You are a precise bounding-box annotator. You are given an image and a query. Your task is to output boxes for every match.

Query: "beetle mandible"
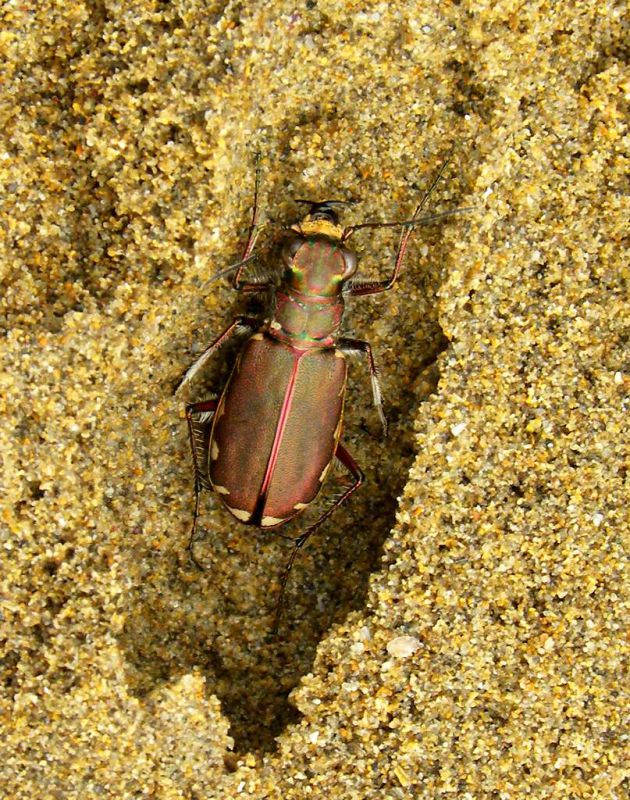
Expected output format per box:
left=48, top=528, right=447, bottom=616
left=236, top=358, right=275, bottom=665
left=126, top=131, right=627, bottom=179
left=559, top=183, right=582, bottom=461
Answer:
left=176, top=155, right=456, bottom=625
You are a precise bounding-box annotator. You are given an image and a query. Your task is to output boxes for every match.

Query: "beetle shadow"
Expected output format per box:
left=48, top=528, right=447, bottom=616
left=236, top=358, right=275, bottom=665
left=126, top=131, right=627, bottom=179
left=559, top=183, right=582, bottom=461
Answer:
left=119, top=357, right=448, bottom=753
left=118, top=219, right=451, bottom=756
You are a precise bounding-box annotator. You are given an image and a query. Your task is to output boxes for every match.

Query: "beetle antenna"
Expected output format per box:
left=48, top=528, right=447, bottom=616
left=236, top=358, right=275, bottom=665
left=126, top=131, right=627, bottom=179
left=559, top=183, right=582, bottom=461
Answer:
left=412, top=144, right=455, bottom=218
left=342, top=206, right=473, bottom=238
left=341, top=147, right=462, bottom=240
left=201, top=252, right=260, bottom=288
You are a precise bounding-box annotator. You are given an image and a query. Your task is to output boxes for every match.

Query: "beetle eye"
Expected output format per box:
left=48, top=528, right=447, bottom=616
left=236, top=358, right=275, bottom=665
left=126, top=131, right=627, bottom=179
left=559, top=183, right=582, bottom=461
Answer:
left=281, top=235, right=303, bottom=265
left=342, top=249, right=358, bottom=277
left=311, top=208, right=339, bottom=224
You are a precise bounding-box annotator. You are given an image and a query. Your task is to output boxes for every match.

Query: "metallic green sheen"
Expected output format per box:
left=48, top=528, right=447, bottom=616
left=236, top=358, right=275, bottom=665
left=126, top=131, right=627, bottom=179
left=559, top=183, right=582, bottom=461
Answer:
left=270, top=236, right=356, bottom=346
left=272, top=290, right=343, bottom=344
left=289, top=238, right=346, bottom=296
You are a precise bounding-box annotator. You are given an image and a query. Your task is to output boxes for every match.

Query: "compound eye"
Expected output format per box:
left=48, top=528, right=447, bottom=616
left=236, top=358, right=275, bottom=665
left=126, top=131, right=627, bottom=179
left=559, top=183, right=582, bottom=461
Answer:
left=342, top=249, right=358, bottom=277
left=281, top=234, right=303, bottom=266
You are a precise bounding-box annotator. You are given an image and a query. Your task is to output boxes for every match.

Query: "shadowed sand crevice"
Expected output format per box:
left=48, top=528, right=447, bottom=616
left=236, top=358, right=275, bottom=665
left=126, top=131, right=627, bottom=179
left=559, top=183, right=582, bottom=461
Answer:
left=119, top=310, right=450, bottom=755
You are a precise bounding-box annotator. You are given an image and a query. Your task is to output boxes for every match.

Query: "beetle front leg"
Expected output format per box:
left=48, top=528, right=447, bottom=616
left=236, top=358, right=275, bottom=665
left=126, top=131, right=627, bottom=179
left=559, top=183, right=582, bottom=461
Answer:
left=347, top=214, right=417, bottom=297
left=347, top=208, right=420, bottom=297
left=235, top=152, right=262, bottom=274
left=185, top=399, right=218, bottom=568
left=273, top=443, right=365, bottom=631
left=338, top=336, right=387, bottom=437
left=175, top=315, right=259, bottom=395
left=349, top=154, right=454, bottom=297
left=232, top=152, right=275, bottom=294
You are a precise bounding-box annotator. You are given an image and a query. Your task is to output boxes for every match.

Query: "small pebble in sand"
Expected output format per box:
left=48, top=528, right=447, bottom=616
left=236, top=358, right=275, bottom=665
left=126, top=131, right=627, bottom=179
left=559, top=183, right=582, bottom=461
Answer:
left=386, top=635, right=422, bottom=658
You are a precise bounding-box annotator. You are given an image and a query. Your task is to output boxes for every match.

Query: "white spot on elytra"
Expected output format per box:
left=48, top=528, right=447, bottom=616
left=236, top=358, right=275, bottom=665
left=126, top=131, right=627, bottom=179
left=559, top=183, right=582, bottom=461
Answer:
left=226, top=505, right=251, bottom=522
left=261, top=515, right=285, bottom=526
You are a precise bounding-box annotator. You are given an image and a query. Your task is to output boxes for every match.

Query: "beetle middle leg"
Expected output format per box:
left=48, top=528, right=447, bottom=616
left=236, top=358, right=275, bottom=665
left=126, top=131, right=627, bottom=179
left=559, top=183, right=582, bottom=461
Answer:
left=175, top=315, right=259, bottom=394
left=273, top=442, right=364, bottom=631
left=338, top=336, right=387, bottom=437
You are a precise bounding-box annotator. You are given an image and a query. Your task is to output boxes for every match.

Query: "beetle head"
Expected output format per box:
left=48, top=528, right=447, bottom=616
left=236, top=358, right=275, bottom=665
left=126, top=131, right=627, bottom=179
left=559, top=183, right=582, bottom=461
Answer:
left=282, top=214, right=358, bottom=295
left=292, top=199, right=356, bottom=240
left=301, top=201, right=341, bottom=225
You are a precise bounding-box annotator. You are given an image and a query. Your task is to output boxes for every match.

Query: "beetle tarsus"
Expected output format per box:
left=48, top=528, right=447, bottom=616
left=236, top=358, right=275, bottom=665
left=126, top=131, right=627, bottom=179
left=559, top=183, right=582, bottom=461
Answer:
left=187, top=479, right=205, bottom=571
left=338, top=337, right=388, bottom=437
left=233, top=151, right=263, bottom=289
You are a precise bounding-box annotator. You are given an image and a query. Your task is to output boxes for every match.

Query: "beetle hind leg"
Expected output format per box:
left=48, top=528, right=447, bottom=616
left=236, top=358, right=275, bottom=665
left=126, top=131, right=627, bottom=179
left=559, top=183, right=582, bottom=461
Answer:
left=185, top=399, right=218, bottom=569
left=272, top=442, right=364, bottom=632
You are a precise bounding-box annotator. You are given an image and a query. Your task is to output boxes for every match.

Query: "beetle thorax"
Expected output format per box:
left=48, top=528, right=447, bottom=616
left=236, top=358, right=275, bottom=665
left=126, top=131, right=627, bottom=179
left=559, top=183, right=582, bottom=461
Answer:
left=269, top=286, right=345, bottom=347
left=267, top=231, right=358, bottom=347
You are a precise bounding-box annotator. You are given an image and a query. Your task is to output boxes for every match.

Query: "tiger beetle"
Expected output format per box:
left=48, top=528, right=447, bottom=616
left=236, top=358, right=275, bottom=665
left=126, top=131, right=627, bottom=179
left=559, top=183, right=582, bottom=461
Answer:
left=176, top=154, right=462, bottom=629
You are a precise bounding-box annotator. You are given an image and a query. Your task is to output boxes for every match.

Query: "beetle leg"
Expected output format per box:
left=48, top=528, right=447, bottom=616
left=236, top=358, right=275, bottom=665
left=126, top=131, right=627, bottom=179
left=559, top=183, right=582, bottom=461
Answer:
left=346, top=218, right=414, bottom=296
left=232, top=233, right=275, bottom=294
left=273, top=443, right=364, bottom=631
left=175, top=315, right=260, bottom=394
left=234, top=275, right=275, bottom=294
left=337, top=336, right=387, bottom=437
left=186, top=400, right=217, bottom=491
left=348, top=153, right=453, bottom=297
left=237, top=152, right=262, bottom=266
left=348, top=240, right=419, bottom=298
left=185, top=399, right=218, bottom=569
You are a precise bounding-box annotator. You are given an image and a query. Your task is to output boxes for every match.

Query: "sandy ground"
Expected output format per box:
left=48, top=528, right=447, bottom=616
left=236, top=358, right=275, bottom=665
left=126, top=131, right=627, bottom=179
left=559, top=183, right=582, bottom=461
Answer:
left=0, top=1, right=627, bottom=798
